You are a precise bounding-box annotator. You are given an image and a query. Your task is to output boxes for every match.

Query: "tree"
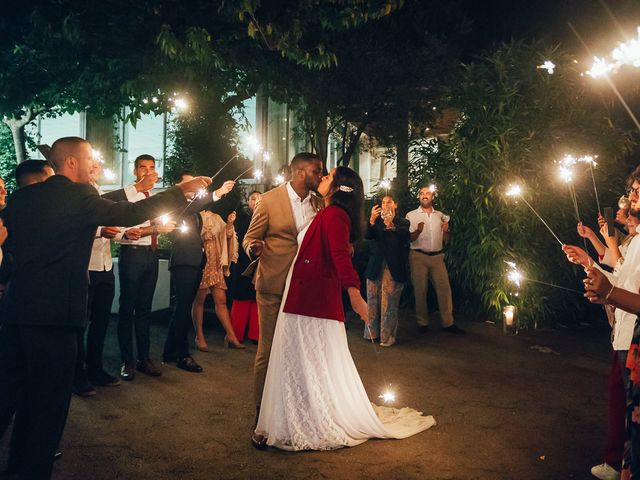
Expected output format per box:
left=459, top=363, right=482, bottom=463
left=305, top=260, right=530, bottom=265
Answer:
left=0, top=0, right=401, bottom=163
left=264, top=0, right=467, bottom=171
left=409, top=41, right=635, bottom=328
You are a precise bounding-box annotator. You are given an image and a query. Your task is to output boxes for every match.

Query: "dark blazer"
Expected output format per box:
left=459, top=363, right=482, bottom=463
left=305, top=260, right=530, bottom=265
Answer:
left=168, top=194, right=216, bottom=269
left=0, top=175, right=187, bottom=328
left=283, top=206, right=360, bottom=322
left=364, top=215, right=410, bottom=283
left=228, top=207, right=256, bottom=301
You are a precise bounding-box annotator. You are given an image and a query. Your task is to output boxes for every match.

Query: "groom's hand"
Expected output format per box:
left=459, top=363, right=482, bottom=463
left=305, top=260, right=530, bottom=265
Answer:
left=249, top=239, right=265, bottom=258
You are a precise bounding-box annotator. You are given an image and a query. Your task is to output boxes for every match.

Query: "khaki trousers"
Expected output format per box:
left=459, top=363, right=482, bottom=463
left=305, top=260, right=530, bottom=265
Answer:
left=409, top=251, right=454, bottom=327
left=253, top=291, right=283, bottom=407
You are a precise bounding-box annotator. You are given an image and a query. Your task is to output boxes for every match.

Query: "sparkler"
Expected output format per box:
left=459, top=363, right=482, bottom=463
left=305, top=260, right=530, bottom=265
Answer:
left=505, top=260, right=583, bottom=294
left=103, top=168, right=117, bottom=182
left=428, top=184, right=437, bottom=194
left=159, top=214, right=171, bottom=226
left=505, top=183, right=564, bottom=247
left=558, top=163, right=581, bottom=223
left=537, top=60, right=556, bottom=74
left=179, top=221, right=189, bottom=233
left=274, top=174, right=285, bottom=185
left=379, top=178, right=391, bottom=194
left=365, top=323, right=396, bottom=405
left=233, top=167, right=262, bottom=182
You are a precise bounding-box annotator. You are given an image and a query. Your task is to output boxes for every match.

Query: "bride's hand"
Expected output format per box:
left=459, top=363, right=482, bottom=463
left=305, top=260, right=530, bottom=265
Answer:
left=348, top=287, right=369, bottom=324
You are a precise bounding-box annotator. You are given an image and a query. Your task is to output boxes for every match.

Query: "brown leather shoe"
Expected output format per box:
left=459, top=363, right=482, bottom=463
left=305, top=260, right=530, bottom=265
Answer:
left=251, top=433, right=267, bottom=450
left=120, top=363, right=136, bottom=381
left=136, top=359, right=162, bottom=377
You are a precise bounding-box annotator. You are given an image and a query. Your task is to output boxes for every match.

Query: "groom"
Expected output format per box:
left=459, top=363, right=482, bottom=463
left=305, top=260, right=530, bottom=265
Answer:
left=243, top=152, right=323, bottom=448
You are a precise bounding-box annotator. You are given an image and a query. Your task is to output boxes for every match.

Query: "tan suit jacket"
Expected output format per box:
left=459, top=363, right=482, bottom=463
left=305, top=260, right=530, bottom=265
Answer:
left=243, top=183, right=322, bottom=296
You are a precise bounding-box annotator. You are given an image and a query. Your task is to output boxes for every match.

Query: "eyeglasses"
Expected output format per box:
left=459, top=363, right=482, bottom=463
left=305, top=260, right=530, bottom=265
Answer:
left=627, top=186, right=640, bottom=196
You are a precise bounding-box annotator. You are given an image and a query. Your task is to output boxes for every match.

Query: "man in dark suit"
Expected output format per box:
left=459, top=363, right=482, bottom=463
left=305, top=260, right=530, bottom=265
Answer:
left=162, top=171, right=235, bottom=372
left=0, top=136, right=211, bottom=479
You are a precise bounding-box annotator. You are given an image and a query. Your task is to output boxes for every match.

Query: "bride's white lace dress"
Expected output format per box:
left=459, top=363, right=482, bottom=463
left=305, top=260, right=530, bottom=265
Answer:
left=255, top=226, right=436, bottom=451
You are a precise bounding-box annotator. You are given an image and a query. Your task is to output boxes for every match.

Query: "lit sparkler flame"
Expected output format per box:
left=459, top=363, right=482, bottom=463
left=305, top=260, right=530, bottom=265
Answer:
left=274, top=174, right=285, bottom=185
left=179, top=221, right=189, bottom=233
left=558, top=165, right=574, bottom=183
left=611, top=27, right=640, bottom=68
left=103, top=168, right=116, bottom=181
left=92, top=149, right=104, bottom=163
left=505, top=261, right=523, bottom=288
left=262, top=151, right=271, bottom=162
left=505, top=184, right=522, bottom=197
left=379, top=391, right=396, bottom=403
left=245, top=136, right=263, bottom=155
left=380, top=179, right=391, bottom=191
left=587, top=56, right=615, bottom=78
left=159, top=214, right=171, bottom=225
left=196, top=188, right=208, bottom=199
left=537, top=60, right=556, bottom=74
left=428, top=184, right=437, bottom=194
left=253, top=169, right=263, bottom=180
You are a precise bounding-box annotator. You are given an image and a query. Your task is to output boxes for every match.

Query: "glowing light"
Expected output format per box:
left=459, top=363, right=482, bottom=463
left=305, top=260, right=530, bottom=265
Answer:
left=505, top=184, right=522, bottom=197
left=172, top=97, right=188, bottom=112
left=159, top=214, right=171, bottom=225
left=262, top=151, right=271, bottom=162
left=92, top=149, right=104, bottom=163
left=196, top=188, right=208, bottom=199
left=505, top=261, right=523, bottom=288
left=179, top=221, right=189, bottom=233
left=103, top=168, right=116, bottom=181
left=245, top=136, right=263, bottom=155
left=274, top=174, right=285, bottom=185
left=253, top=169, right=263, bottom=180
left=379, top=391, right=396, bottom=403
left=537, top=60, right=556, bottom=74
left=587, top=56, right=615, bottom=78
left=428, top=184, right=437, bottom=194
left=558, top=165, right=574, bottom=183
left=379, top=179, right=391, bottom=191
left=143, top=98, right=149, bottom=104
left=152, top=96, right=159, bottom=103
left=612, top=27, right=640, bottom=68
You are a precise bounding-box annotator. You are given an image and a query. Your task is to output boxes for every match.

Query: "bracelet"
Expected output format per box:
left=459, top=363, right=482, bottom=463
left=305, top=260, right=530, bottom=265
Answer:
left=605, top=285, right=616, bottom=301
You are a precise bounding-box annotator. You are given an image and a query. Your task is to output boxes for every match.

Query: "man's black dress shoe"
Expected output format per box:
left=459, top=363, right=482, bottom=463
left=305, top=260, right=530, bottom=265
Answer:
left=136, top=359, right=162, bottom=377
left=73, top=379, right=97, bottom=397
left=251, top=433, right=267, bottom=450
left=443, top=324, right=466, bottom=335
left=177, top=356, right=203, bottom=373
left=88, top=370, right=121, bottom=387
left=120, top=363, right=136, bottom=381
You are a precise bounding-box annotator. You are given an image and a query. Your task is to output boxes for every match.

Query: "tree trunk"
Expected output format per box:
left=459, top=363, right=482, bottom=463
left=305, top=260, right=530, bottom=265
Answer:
left=338, top=125, right=364, bottom=167
left=395, top=116, right=409, bottom=194
left=312, top=113, right=329, bottom=165
left=2, top=107, right=36, bottom=164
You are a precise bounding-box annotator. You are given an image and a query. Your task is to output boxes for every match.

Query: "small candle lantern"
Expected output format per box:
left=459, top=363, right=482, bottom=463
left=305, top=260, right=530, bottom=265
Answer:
left=502, top=305, right=517, bottom=335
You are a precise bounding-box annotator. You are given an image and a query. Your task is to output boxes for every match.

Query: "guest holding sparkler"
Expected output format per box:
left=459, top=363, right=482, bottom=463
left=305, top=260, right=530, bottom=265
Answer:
left=191, top=207, right=243, bottom=350
left=565, top=167, right=640, bottom=480
left=255, top=167, right=435, bottom=451
left=162, top=172, right=235, bottom=372
left=364, top=194, right=410, bottom=347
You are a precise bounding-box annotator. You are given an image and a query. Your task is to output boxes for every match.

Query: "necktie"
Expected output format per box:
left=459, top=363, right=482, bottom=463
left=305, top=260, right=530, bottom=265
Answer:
left=144, top=191, right=158, bottom=252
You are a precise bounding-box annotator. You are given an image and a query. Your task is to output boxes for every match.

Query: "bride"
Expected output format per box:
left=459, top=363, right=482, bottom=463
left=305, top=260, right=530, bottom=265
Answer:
left=255, top=166, right=435, bottom=451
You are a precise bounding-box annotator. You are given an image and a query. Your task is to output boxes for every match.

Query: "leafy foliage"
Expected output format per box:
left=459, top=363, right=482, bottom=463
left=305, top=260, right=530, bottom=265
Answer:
left=408, top=41, right=635, bottom=327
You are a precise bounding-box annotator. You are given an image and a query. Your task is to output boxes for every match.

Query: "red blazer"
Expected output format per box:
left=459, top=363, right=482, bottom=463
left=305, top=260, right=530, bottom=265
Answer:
left=283, top=206, right=360, bottom=322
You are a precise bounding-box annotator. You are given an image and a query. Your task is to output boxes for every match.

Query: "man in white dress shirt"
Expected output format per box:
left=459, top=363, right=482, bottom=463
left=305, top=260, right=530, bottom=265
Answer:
left=406, top=186, right=464, bottom=334
left=115, top=154, right=176, bottom=380
left=243, top=153, right=324, bottom=449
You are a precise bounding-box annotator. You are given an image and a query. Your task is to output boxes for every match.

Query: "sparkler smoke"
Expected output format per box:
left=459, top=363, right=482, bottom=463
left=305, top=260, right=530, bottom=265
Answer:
left=102, top=168, right=116, bottom=182
left=274, top=174, right=285, bottom=185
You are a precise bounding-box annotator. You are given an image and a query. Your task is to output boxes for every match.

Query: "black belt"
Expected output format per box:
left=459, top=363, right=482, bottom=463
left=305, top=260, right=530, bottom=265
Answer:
left=413, top=249, right=443, bottom=256
left=120, top=244, right=151, bottom=250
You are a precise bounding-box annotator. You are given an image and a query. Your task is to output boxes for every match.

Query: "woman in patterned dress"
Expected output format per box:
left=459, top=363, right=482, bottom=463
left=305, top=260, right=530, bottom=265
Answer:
left=191, top=209, right=245, bottom=350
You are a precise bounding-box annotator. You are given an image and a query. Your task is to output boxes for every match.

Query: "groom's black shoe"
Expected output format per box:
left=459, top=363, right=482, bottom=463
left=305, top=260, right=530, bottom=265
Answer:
left=251, top=433, right=267, bottom=450
left=177, top=356, right=203, bottom=373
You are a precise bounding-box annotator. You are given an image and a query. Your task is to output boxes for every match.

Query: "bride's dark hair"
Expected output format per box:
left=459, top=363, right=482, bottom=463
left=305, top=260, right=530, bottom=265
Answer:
left=328, top=166, right=364, bottom=242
